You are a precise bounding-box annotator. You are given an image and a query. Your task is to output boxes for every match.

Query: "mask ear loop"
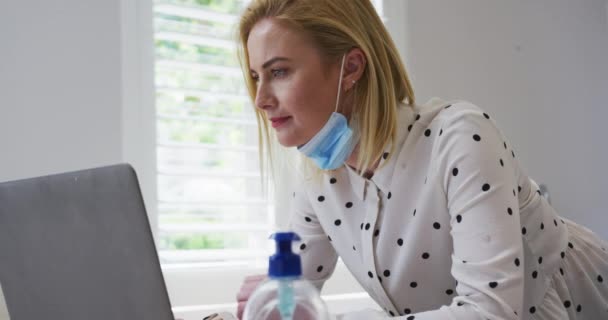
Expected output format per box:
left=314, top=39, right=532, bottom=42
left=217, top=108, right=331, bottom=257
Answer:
left=334, top=54, right=347, bottom=113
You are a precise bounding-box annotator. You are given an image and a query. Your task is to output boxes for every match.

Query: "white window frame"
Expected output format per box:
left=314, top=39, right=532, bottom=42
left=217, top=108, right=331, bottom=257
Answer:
left=121, top=1, right=407, bottom=318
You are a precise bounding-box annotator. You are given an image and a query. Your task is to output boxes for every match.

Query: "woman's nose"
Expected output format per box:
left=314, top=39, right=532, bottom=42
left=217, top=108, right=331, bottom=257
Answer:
left=254, top=83, right=275, bottom=111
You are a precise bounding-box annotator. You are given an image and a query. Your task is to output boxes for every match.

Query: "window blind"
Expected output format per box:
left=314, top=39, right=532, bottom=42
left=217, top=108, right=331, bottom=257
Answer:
left=152, top=0, right=384, bottom=265
left=153, top=0, right=270, bottom=265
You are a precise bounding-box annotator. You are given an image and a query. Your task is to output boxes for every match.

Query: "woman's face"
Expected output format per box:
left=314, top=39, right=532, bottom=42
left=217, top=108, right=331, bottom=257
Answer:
left=247, top=18, right=343, bottom=147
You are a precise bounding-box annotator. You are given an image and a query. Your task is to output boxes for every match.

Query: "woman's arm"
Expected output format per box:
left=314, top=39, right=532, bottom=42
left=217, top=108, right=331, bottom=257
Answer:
left=415, top=103, right=525, bottom=319
left=334, top=103, right=526, bottom=320
left=288, top=172, right=339, bottom=292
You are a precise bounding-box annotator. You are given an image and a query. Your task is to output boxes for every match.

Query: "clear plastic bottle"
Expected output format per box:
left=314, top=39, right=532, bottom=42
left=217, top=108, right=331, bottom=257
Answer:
left=243, top=232, right=330, bottom=320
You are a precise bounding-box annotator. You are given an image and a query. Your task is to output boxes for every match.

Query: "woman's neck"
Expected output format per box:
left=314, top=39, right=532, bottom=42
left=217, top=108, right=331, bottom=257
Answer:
left=345, top=143, right=380, bottom=179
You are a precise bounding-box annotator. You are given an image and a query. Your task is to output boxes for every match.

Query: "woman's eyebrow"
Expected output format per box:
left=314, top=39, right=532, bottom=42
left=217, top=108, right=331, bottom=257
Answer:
left=251, top=57, right=290, bottom=73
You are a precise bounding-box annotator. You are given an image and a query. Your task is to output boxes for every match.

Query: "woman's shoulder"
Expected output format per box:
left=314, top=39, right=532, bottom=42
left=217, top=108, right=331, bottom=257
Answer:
left=410, top=97, right=493, bottom=127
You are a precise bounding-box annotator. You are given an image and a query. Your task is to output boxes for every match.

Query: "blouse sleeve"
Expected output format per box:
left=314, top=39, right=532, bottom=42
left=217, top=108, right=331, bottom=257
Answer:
left=287, top=172, right=339, bottom=293
left=417, top=105, right=525, bottom=319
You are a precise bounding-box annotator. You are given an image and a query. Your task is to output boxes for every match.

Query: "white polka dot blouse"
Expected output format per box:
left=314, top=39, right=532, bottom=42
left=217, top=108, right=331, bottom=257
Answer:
left=288, top=97, right=608, bottom=320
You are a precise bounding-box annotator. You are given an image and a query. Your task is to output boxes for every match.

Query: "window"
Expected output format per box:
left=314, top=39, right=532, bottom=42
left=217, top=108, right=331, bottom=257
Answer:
left=152, top=0, right=385, bottom=267
left=129, top=0, right=392, bottom=317
left=153, top=0, right=272, bottom=265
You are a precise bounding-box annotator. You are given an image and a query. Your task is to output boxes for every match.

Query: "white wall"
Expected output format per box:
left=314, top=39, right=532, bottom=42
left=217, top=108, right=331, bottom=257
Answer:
left=0, top=1, right=123, bottom=182
left=397, top=0, right=608, bottom=238
left=0, top=0, right=158, bottom=234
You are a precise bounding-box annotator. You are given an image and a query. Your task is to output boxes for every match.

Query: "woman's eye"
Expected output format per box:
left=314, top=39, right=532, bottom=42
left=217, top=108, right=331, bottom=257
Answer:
left=271, top=68, right=287, bottom=78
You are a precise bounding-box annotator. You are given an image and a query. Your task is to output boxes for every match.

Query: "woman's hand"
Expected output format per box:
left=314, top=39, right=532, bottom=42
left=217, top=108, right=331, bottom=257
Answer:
left=202, top=311, right=238, bottom=320
left=236, top=274, right=267, bottom=319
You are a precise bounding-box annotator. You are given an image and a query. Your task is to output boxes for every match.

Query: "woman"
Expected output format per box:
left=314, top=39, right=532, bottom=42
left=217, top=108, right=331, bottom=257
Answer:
left=234, top=0, right=608, bottom=319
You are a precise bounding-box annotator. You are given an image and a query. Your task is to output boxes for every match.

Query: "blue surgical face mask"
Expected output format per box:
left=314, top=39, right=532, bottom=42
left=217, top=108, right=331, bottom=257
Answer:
left=297, top=54, right=357, bottom=170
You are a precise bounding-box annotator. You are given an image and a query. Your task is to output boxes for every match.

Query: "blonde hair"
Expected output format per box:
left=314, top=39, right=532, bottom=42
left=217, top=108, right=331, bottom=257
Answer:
left=236, top=0, right=415, bottom=180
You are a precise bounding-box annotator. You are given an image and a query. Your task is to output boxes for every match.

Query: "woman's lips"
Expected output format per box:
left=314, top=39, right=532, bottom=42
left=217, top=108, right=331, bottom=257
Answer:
left=270, top=116, right=291, bottom=128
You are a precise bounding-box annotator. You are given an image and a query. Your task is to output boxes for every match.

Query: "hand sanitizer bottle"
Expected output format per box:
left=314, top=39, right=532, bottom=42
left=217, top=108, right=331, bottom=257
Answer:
left=243, top=232, right=330, bottom=320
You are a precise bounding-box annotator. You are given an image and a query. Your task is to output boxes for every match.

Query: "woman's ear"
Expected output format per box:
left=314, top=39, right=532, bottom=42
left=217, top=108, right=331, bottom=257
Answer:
left=343, top=48, right=366, bottom=90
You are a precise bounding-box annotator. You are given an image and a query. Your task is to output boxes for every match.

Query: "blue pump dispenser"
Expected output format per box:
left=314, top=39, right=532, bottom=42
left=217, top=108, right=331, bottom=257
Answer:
left=268, top=232, right=302, bottom=278
left=242, top=232, right=330, bottom=320
left=269, top=232, right=300, bottom=320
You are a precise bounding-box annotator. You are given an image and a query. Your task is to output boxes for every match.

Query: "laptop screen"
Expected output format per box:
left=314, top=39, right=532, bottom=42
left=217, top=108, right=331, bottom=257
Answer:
left=0, top=164, right=174, bottom=320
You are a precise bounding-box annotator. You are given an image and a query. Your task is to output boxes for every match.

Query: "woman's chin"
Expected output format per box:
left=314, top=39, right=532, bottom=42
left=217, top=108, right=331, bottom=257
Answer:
left=276, top=134, right=303, bottom=148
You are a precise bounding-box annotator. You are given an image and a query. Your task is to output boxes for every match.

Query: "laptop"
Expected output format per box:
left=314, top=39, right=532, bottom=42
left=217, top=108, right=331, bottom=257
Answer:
left=0, top=164, right=174, bottom=320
